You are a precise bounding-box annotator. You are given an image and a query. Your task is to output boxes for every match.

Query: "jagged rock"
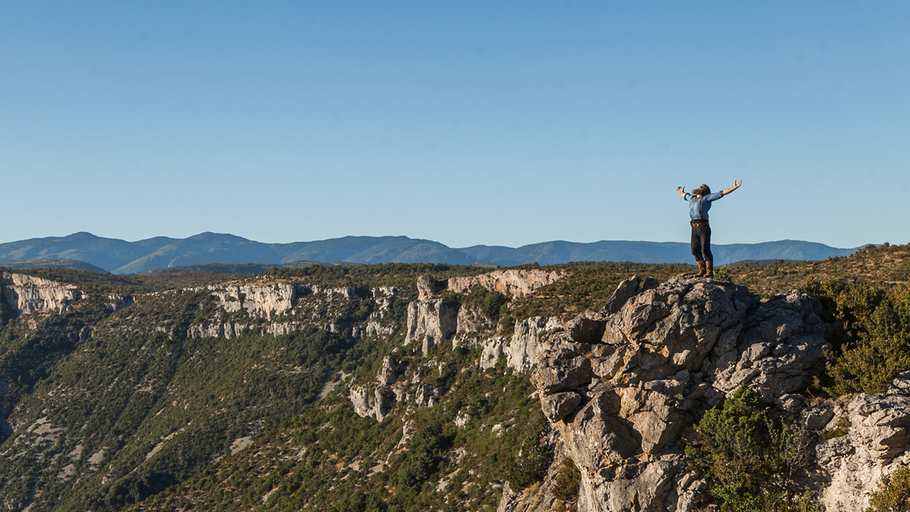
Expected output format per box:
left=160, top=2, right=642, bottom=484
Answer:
left=349, top=385, right=395, bottom=421
left=404, top=299, right=459, bottom=355
left=532, top=333, right=594, bottom=395
left=209, top=283, right=301, bottom=320
left=815, top=375, right=910, bottom=511
left=711, top=289, right=830, bottom=399
left=541, top=392, right=583, bottom=422
left=447, top=269, right=565, bottom=298
left=534, top=276, right=834, bottom=512
left=479, top=317, right=562, bottom=373
left=456, top=303, right=494, bottom=337
left=601, top=274, right=643, bottom=315
left=188, top=322, right=250, bottom=339
left=1, top=272, right=83, bottom=315
left=507, top=317, right=561, bottom=373
left=378, top=357, right=398, bottom=386
left=417, top=275, right=448, bottom=300
left=106, top=294, right=135, bottom=312
left=565, top=310, right=609, bottom=345
left=480, top=336, right=507, bottom=370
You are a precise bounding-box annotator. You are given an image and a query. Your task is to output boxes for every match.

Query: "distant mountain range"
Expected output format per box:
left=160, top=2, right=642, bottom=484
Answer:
left=0, top=232, right=858, bottom=274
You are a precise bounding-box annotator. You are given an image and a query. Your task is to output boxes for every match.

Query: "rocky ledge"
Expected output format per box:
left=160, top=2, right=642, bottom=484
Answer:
left=532, top=275, right=835, bottom=511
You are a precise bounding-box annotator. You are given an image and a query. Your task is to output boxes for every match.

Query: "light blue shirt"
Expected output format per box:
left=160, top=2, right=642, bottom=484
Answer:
left=684, top=191, right=724, bottom=221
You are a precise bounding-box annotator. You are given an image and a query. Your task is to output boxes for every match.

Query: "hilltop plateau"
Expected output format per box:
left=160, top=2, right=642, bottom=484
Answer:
left=0, top=244, right=907, bottom=511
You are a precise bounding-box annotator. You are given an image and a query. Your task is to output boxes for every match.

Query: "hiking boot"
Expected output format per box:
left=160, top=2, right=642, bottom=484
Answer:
left=696, top=260, right=707, bottom=277
left=705, top=260, right=714, bottom=278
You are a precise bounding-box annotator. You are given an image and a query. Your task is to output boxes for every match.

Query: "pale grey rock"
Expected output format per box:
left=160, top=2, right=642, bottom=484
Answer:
left=507, top=317, right=560, bottom=373
left=372, top=286, right=400, bottom=298
left=456, top=303, right=494, bottom=336
left=414, top=384, right=443, bottom=408
left=404, top=299, right=458, bottom=355
left=105, top=294, right=135, bottom=312
left=416, top=275, right=447, bottom=300
left=1, top=272, right=83, bottom=315
left=349, top=385, right=395, bottom=421
left=188, top=322, right=250, bottom=339
left=533, top=276, right=837, bottom=512
left=378, top=357, right=398, bottom=386
left=480, top=337, right=507, bottom=370
left=541, top=392, right=583, bottom=422
left=447, top=269, right=565, bottom=298
left=208, top=282, right=299, bottom=320
left=311, top=285, right=357, bottom=300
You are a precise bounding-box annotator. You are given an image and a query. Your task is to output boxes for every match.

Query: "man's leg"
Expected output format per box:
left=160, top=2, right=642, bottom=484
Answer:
left=703, top=226, right=714, bottom=278
left=691, top=227, right=706, bottom=276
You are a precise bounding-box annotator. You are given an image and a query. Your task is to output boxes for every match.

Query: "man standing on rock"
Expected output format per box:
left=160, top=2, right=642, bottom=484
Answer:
left=676, top=180, right=742, bottom=278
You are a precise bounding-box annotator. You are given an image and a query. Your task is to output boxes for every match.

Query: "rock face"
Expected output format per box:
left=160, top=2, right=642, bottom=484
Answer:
left=404, top=299, right=459, bottom=355
left=478, top=317, right=561, bottom=372
left=814, top=371, right=910, bottom=511
left=532, top=275, right=832, bottom=512
left=448, top=269, right=564, bottom=298
left=209, top=283, right=303, bottom=320
left=0, top=272, right=83, bottom=315
left=349, top=385, right=396, bottom=422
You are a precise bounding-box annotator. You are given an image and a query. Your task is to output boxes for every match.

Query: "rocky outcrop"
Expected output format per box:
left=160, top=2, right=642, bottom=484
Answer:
left=105, top=294, right=135, bottom=312
left=0, top=272, right=83, bottom=315
left=404, top=299, right=459, bottom=355
left=506, top=317, right=561, bottom=373
left=814, top=371, right=910, bottom=511
left=448, top=269, right=565, bottom=298
left=209, top=283, right=302, bottom=320
left=478, top=317, right=562, bottom=372
left=532, top=275, right=832, bottom=512
left=417, top=275, right=448, bottom=300
left=350, top=385, right=396, bottom=422
left=354, top=270, right=561, bottom=421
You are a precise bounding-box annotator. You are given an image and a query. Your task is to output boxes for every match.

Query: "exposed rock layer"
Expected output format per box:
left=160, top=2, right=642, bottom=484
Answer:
left=533, top=275, right=832, bottom=512
left=1, top=272, right=83, bottom=315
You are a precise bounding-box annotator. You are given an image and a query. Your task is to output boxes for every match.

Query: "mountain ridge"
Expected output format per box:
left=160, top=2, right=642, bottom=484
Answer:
left=0, top=232, right=859, bottom=274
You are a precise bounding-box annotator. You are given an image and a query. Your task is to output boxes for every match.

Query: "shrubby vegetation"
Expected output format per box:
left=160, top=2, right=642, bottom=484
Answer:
left=807, top=280, right=910, bottom=395
left=685, top=383, right=821, bottom=512
left=867, top=466, right=910, bottom=512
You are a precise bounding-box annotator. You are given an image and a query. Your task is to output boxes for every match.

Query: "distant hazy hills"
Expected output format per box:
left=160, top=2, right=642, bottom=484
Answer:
left=0, top=232, right=858, bottom=274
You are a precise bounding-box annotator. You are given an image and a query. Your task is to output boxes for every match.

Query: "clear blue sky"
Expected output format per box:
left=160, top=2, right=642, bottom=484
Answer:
left=2, top=1, right=908, bottom=249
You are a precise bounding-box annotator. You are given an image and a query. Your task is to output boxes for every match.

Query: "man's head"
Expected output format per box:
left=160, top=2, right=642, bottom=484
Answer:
left=694, top=184, right=711, bottom=196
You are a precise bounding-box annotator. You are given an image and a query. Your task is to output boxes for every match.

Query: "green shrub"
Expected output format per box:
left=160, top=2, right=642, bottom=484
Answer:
left=464, top=285, right=509, bottom=321
left=685, top=383, right=819, bottom=511
left=714, top=264, right=733, bottom=283
left=867, top=466, right=910, bottom=512
left=820, top=417, right=851, bottom=441
left=808, top=281, right=910, bottom=395
left=553, top=458, right=581, bottom=502
left=505, top=432, right=552, bottom=490
left=396, top=422, right=449, bottom=494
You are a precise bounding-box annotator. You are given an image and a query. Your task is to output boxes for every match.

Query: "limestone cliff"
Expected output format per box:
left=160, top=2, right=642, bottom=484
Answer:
left=521, top=274, right=910, bottom=512
left=447, top=268, right=564, bottom=298
left=0, top=272, right=83, bottom=315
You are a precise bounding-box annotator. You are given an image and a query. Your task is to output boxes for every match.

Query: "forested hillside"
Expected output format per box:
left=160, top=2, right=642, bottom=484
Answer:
left=0, top=244, right=907, bottom=511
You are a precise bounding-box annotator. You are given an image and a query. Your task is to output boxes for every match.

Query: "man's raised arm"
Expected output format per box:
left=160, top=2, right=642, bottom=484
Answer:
left=721, top=180, right=742, bottom=196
